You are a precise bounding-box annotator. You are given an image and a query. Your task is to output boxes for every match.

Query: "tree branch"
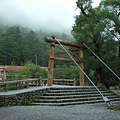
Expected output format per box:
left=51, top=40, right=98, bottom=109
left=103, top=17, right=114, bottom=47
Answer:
left=117, top=12, right=120, bottom=17
left=106, top=27, right=120, bottom=41
left=77, top=4, right=88, bottom=16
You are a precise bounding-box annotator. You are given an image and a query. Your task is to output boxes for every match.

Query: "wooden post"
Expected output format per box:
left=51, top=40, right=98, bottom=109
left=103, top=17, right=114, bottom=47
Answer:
left=38, top=76, right=42, bottom=86
left=16, top=82, right=19, bottom=89
left=4, top=84, right=7, bottom=92
left=79, top=49, right=84, bottom=86
left=74, top=78, right=76, bottom=86
left=47, top=42, right=55, bottom=86
left=26, top=82, right=29, bottom=88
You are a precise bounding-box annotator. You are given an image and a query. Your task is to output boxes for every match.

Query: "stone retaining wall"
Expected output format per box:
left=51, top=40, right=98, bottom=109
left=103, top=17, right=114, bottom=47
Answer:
left=0, top=88, right=49, bottom=107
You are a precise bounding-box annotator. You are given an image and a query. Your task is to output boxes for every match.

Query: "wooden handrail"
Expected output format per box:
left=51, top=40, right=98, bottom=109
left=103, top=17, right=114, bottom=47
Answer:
left=0, top=78, right=76, bottom=92
left=0, top=78, right=40, bottom=84
left=0, top=77, right=42, bottom=92
left=42, top=79, right=76, bottom=86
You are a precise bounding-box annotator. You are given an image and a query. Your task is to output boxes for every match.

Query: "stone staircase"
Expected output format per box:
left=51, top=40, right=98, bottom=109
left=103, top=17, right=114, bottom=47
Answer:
left=31, top=86, right=120, bottom=106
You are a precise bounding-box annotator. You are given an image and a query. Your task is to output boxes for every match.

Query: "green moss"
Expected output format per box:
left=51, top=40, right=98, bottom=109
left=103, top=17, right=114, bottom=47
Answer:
left=22, top=100, right=32, bottom=106
left=108, top=106, right=120, bottom=111
left=0, top=103, right=8, bottom=107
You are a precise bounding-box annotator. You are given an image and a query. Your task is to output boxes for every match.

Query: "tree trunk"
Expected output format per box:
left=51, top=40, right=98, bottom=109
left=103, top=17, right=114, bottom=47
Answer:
left=118, top=45, right=120, bottom=58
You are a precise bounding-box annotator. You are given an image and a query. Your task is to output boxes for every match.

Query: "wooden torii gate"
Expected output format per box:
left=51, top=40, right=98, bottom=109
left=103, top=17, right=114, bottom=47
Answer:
left=45, top=37, right=86, bottom=86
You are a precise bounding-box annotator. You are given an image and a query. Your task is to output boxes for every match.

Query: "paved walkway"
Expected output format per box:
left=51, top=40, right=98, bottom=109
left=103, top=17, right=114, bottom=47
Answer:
left=0, top=85, right=92, bottom=95
left=0, top=86, right=49, bottom=95
left=0, top=85, right=68, bottom=95
left=0, top=103, right=120, bottom=120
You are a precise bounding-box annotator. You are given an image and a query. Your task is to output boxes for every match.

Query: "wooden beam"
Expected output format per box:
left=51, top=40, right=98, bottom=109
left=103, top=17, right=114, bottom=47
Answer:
left=45, top=37, right=86, bottom=49
left=56, top=45, right=80, bottom=52
left=55, top=50, right=80, bottom=58
left=53, top=57, right=82, bottom=62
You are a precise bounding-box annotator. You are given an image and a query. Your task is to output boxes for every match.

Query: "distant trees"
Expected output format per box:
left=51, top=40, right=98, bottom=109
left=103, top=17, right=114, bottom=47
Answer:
left=0, top=27, right=22, bottom=65
left=0, top=25, right=73, bottom=66
left=7, top=61, right=48, bottom=81
left=19, top=61, right=48, bottom=79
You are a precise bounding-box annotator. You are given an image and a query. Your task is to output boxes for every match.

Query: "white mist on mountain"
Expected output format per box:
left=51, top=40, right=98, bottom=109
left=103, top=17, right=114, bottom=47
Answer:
left=0, top=0, right=101, bottom=34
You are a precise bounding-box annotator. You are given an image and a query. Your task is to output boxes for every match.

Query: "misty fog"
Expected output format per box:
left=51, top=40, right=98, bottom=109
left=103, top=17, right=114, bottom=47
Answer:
left=0, top=0, right=79, bottom=34
left=0, top=0, right=101, bottom=34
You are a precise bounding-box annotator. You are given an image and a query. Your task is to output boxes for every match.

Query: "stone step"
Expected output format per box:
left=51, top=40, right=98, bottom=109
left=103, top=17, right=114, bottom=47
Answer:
left=31, top=98, right=120, bottom=106
left=50, top=86, right=95, bottom=88
left=43, top=91, right=109, bottom=96
left=49, top=86, right=99, bottom=90
left=109, top=97, right=120, bottom=101
left=35, top=97, right=101, bottom=103
left=31, top=99, right=104, bottom=106
left=47, top=89, right=98, bottom=93
left=34, top=96, right=120, bottom=103
left=38, top=93, right=117, bottom=99
left=31, top=86, right=120, bottom=106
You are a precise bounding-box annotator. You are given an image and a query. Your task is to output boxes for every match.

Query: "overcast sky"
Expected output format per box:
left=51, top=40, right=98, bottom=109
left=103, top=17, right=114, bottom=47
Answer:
left=0, top=0, right=101, bottom=33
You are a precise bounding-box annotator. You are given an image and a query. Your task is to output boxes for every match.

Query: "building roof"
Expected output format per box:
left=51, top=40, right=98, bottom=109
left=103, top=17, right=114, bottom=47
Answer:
left=0, top=65, right=23, bottom=71
left=0, top=65, right=48, bottom=71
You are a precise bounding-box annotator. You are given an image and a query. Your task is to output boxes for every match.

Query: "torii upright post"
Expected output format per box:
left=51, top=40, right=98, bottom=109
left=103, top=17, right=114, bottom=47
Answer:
left=47, top=42, right=55, bottom=86
left=79, top=48, right=84, bottom=86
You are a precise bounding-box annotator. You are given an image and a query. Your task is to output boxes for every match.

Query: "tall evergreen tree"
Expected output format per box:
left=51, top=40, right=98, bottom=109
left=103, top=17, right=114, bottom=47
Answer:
left=72, top=0, right=120, bottom=88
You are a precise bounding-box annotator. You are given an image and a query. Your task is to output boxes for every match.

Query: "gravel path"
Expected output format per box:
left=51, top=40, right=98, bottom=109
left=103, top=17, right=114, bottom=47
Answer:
left=0, top=104, right=120, bottom=120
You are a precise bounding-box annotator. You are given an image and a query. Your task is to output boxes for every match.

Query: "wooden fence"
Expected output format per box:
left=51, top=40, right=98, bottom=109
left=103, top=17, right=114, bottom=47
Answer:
left=42, top=79, right=76, bottom=86
left=0, top=78, right=76, bottom=92
left=0, top=78, right=42, bottom=92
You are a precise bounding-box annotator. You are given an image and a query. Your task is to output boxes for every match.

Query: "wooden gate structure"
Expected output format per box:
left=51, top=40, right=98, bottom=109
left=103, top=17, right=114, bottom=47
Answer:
left=45, top=37, right=86, bottom=86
